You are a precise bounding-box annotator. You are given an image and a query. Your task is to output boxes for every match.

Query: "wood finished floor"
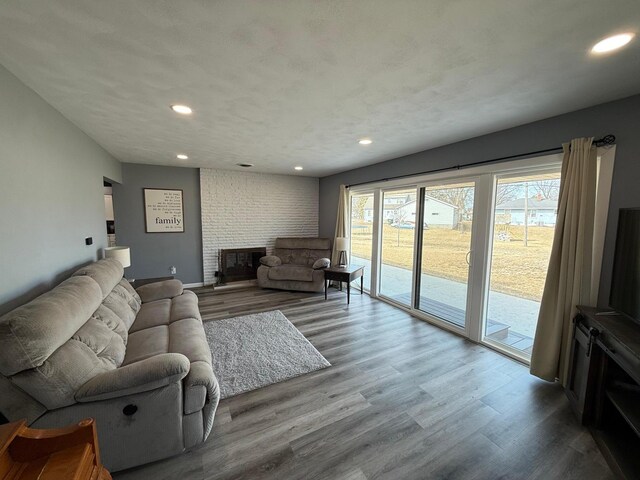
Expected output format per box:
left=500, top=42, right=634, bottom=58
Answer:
left=114, top=286, right=613, bottom=480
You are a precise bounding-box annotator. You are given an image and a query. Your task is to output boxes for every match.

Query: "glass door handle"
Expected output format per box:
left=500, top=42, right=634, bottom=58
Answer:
left=466, top=251, right=472, bottom=266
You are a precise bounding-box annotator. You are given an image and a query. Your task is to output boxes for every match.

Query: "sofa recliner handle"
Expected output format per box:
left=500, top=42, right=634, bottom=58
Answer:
left=75, top=353, right=191, bottom=403
left=123, top=404, right=138, bottom=416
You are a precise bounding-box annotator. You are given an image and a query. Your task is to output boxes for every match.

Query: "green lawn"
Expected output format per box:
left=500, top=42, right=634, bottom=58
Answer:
left=351, top=222, right=554, bottom=301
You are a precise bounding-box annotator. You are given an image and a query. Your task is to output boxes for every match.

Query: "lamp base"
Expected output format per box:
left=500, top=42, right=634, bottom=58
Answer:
left=338, top=250, right=347, bottom=267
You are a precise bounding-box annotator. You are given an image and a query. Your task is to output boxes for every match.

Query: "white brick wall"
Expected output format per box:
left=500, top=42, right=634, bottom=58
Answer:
left=200, top=169, right=319, bottom=285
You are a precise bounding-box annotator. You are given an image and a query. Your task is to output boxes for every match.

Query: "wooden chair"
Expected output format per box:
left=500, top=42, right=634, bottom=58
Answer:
left=0, top=418, right=111, bottom=479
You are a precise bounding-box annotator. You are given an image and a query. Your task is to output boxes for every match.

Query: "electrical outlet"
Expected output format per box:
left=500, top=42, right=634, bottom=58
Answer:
left=170, top=266, right=177, bottom=275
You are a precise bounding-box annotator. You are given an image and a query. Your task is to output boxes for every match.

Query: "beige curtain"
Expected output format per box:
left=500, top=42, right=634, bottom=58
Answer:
left=331, top=184, right=349, bottom=267
left=530, top=138, right=597, bottom=385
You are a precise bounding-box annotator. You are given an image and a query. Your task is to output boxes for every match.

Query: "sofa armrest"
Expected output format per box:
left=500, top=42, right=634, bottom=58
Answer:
left=75, top=353, right=190, bottom=402
left=136, top=279, right=183, bottom=303
left=183, top=361, right=220, bottom=415
left=260, top=255, right=282, bottom=267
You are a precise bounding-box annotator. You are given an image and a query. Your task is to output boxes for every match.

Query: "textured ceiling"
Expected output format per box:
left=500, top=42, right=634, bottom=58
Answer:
left=0, top=1, right=639, bottom=177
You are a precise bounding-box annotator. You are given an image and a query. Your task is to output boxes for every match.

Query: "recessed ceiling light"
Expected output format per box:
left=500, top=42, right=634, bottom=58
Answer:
left=170, top=104, right=193, bottom=115
left=176, top=154, right=188, bottom=160
left=236, top=163, right=254, bottom=168
left=591, top=33, right=634, bottom=54
left=294, top=166, right=303, bottom=171
left=358, top=138, right=373, bottom=145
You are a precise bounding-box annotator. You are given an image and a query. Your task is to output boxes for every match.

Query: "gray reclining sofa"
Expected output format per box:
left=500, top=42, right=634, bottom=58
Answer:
left=0, top=259, right=219, bottom=472
left=257, top=237, right=331, bottom=292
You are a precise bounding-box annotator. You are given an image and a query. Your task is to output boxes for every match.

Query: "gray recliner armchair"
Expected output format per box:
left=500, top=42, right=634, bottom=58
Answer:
left=257, top=237, right=331, bottom=292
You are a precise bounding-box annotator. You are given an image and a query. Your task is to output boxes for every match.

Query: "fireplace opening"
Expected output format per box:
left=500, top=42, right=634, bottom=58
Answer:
left=219, top=247, right=266, bottom=283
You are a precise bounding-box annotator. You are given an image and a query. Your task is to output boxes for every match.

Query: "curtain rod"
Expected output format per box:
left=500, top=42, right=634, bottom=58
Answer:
left=346, top=134, right=615, bottom=188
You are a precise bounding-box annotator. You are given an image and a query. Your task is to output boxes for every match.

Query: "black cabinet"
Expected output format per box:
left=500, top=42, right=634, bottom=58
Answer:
left=566, top=307, right=640, bottom=479
left=566, top=314, right=603, bottom=424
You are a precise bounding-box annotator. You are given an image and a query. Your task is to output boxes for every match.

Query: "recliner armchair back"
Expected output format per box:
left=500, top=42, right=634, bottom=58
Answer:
left=274, top=237, right=331, bottom=266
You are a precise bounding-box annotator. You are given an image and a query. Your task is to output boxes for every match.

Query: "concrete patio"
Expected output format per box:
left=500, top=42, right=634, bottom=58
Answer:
left=350, top=255, right=539, bottom=354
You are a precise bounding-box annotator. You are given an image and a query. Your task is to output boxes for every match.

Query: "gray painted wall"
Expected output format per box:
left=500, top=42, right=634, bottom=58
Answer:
left=0, top=64, right=122, bottom=316
left=319, top=94, right=640, bottom=308
left=112, top=163, right=203, bottom=284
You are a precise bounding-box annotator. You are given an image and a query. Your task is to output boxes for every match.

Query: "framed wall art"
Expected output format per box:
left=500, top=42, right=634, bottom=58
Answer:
left=143, top=188, right=185, bottom=233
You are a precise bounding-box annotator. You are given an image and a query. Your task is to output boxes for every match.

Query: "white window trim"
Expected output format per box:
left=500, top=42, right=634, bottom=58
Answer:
left=347, top=153, right=563, bottom=194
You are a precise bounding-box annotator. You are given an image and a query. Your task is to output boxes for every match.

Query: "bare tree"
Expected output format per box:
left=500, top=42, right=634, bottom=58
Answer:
left=495, top=183, right=521, bottom=207
left=391, top=207, right=410, bottom=246
left=428, top=187, right=472, bottom=213
left=428, top=186, right=479, bottom=224
left=351, top=196, right=368, bottom=220
left=532, top=180, right=560, bottom=200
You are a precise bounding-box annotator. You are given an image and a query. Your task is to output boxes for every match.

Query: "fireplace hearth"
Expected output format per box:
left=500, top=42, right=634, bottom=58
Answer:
left=219, top=247, right=266, bottom=283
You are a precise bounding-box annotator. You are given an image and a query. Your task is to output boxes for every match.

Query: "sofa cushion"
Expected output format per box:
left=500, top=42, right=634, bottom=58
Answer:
left=124, top=316, right=210, bottom=367
left=129, top=299, right=172, bottom=333
left=268, top=264, right=314, bottom=282
left=259, top=255, right=282, bottom=267
left=11, top=334, right=122, bottom=409
left=312, top=258, right=331, bottom=269
left=123, top=325, right=169, bottom=365
left=128, top=290, right=200, bottom=334
left=72, top=259, right=123, bottom=299
left=170, top=290, right=201, bottom=323
left=136, top=280, right=183, bottom=303
left=91, top=304, right=129, bottom=345
left=102, top=284, right=138, bottom=330
left=169, top=318, right=212, bottom=365
left=73, top=317, right=126, bottom=368
left=275, top=249, right=311, bottom=266
left=125, top=290, right=204, bottom=367
left=0, top=276, right=102, bottom=376
left=119, top=278, right=142, bottom=307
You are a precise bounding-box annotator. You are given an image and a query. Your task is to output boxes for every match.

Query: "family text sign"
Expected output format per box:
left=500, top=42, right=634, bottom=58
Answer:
left=144, top=188, right=185, bottom=233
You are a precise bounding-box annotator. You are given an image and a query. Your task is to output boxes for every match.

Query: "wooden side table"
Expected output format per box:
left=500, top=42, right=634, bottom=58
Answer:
left=0, top=418, right=111, bottom=479
left=324, top=265, right=364, bottom=304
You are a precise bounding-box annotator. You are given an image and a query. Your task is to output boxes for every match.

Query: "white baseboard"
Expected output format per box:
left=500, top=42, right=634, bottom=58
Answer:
left=183, top=282, right=205, bottom=288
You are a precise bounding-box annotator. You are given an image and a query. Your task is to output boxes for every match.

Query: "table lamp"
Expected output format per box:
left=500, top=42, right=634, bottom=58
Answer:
left=104, top=246, right=131, bottom=268
left=335, top=237, right=348, bottom=267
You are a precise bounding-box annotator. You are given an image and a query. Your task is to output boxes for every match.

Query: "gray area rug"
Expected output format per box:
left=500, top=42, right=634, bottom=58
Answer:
left=204, top=310, right=331, bottom=399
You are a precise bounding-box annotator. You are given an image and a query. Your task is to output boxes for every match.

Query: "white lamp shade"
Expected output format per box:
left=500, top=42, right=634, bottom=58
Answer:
left=335, top=237, right=348, bottom=251
left=104, top=246, right=131, bottom=268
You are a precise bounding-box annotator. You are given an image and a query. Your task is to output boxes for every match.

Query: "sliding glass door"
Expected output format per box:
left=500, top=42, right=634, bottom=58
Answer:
left=417, top=181, right=476, bottom=329
left=349, top=192, right=374, bottom=291
left=348, top=154, right=565, bottom=362
left=483, top=170, right=561, bottom=356
left=378, top=188, right=417, bottom=306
